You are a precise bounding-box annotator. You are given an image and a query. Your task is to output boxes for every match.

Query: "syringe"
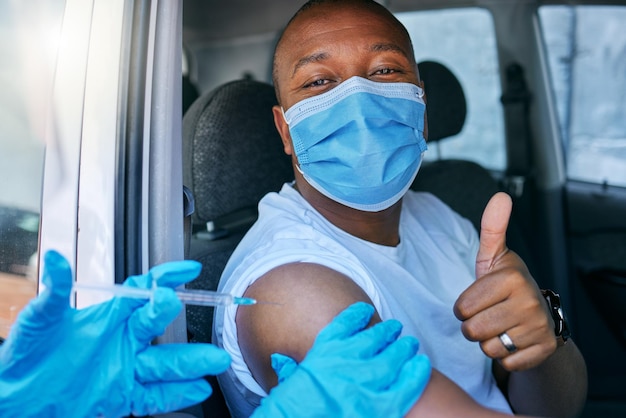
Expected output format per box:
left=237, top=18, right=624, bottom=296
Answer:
left=73, top=282, right=257, bottom=306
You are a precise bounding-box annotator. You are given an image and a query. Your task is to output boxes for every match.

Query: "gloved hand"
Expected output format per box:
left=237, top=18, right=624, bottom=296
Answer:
left=252, top=302, right=431, bottom=418
left=0, top=250, right=231, bottom=418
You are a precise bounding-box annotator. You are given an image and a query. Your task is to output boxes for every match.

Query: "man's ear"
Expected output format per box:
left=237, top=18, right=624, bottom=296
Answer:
left=273, top=105, right=293, bottom=155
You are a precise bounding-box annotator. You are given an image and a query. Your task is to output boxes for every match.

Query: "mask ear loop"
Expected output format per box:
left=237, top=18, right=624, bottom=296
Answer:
left=280, top=106, right=292, bottom=126
left=281, top=106, right=306, bottom=176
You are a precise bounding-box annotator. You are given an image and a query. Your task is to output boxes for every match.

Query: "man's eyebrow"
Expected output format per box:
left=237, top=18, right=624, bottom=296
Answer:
left=370, top=43, right=410, bottom=58
left=292, top=52, right=330, bottom=77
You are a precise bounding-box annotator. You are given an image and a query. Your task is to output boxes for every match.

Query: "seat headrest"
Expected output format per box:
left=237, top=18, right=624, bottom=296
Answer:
left=183, top=79, right=293, bottom=227
left=418, top=61, right=467, bottom=142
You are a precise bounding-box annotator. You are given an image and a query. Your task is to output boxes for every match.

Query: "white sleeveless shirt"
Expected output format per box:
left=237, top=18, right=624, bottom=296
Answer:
left=213, top=184, right=512, bottom=416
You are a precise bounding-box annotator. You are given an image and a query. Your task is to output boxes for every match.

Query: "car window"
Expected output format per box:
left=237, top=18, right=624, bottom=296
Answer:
left=539, top=5, right=626, bottom=187
left=0, top=1, right=65, bottom=338
left=396, top=8, right=506, bottom=171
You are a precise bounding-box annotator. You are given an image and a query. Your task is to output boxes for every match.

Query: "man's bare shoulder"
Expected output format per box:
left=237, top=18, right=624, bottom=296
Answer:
left=236, top=262, right=378, bottom=391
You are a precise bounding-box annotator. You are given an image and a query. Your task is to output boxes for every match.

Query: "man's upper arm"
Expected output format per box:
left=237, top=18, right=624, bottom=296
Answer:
left=236, top=262, right=379, bottom=391
left=235, top=261, right=515, bottom=417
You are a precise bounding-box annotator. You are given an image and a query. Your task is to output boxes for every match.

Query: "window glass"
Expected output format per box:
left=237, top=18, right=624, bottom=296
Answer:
left=0, top=1, right=65, bottom=338
left=539, top=5, right=626, bottom=187
left=396, top=8, right=506, bottom=170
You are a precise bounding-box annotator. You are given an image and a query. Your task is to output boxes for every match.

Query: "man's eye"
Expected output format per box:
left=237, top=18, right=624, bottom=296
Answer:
left=374, top=68, right=396, bottom=75
left=304, top=79, right=330, bottom=88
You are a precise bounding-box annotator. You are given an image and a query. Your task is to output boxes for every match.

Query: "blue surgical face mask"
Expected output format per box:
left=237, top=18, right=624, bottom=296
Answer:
left=283, top=76, right=427, bottom=212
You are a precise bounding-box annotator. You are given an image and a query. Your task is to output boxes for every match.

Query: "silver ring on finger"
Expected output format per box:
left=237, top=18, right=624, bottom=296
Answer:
left=498, top=332, right=517, bottom=353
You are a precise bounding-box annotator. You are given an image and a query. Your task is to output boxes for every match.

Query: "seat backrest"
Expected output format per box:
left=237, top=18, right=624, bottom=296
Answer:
left=183, top=78, right=293, bottom=342
left=182, top=79, right=293, bottom=417
left=411, top=60, right=491, bottom=231
left=411, top=61, right=534, bottom=269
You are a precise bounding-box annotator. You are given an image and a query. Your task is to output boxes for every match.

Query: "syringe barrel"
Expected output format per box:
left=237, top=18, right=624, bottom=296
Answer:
left=175, top=289, right=234, bottom=306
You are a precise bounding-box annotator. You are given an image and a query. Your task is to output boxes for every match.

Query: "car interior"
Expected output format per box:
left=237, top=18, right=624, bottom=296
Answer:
left=178, top=1, right=626, bottom=416
left=0, top=0, right=624, bottom=417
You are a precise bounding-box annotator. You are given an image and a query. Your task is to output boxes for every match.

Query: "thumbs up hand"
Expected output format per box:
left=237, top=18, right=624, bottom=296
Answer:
left=453, top=192, right=557, bottom=372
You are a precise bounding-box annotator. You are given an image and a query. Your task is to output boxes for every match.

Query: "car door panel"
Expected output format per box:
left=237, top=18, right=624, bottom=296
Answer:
left=567, top=181, right=626, bottom=402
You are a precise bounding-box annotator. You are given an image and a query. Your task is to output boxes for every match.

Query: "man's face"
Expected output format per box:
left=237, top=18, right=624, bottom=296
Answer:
left=274, top=3, right=420, bottom=111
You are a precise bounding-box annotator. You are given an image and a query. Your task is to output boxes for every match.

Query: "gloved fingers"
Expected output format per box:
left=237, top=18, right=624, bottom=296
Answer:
left=344, top=318, right=404, bottom=359
left=131, top=379, right=213, bottom=416
left=270, top=353, right=299, bottom=383
left=122, top=262, right=199, bottom=339
left=30, top=250, right=73, bottom=321
left=136, top=344, right=231, bottom=382
left=129, top=287, right=182, bottom=345
left=364, top=336, right=420, bottom=389
left=314, top=302, right=374, bottom=345
left=123, top=273, right=151, bottom=289
left=123, top=261, right=201, bottom=291
left=386, top=353, right=432, bottom=416
left=118, top=273, right=156, bottom=317
left=148, top=260, right=202, bottom=288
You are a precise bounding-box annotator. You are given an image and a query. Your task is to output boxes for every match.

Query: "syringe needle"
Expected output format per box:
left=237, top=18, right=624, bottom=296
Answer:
left=72, top=283, right=256, bottom=307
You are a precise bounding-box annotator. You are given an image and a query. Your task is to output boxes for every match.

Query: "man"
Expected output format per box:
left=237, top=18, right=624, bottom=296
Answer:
left=0, top=250, right=430, bottom=417
left=214, top=0, right=587, bottom=416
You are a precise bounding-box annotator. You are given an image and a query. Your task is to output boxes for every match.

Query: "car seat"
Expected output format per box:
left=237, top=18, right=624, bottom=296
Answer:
left=182, top=78, right=293, bottom=417
left=411, top=60, right=534, bottom=271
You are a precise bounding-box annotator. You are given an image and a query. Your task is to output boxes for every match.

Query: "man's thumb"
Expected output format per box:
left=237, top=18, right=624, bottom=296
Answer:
left=476, top=192, right=512, bottom=278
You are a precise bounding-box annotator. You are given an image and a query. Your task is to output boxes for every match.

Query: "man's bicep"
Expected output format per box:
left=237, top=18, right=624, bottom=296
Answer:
left=235, top=262, right=379, bottom=392
left=235, top=262, right=513, bottom=417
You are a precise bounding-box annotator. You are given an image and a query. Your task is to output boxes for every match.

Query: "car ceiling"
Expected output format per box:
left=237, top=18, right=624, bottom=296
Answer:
left=182, top=0, right=626, bottom=45
left=181, top=0, right=486, bottom=44
left=183, top=0, right=299, bottom=44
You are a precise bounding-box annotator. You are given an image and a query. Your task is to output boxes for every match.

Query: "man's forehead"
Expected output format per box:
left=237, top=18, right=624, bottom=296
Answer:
left=288, top=1, right=401, bottom=35
left=280, top=4, right=410, bottom=61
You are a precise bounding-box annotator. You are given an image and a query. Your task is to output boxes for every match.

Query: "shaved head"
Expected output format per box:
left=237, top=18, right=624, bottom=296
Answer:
left=272, top=0, right=415, bottom=104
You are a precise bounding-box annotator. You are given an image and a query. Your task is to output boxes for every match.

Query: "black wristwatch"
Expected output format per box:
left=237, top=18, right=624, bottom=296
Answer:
left=541, top=289, right=571, bottom=345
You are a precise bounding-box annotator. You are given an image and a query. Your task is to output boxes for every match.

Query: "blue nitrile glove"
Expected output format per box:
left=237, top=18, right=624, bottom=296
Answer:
left=0, top=250, right=231, bottom=418
left=252, top=302, right=432, bottom=418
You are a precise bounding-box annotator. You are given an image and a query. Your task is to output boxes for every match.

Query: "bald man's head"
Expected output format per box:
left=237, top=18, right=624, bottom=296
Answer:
left=272, top=0, right=416, bottom=105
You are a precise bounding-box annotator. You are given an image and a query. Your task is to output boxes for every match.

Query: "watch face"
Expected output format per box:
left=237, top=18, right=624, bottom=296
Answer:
left=556, top=306, right=565, bottom=335
left=542, top=289, right=570, bottom=340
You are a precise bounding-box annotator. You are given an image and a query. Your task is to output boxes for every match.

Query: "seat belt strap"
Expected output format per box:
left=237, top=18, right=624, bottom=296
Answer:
left=500, top=62, right=532, bottom=197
